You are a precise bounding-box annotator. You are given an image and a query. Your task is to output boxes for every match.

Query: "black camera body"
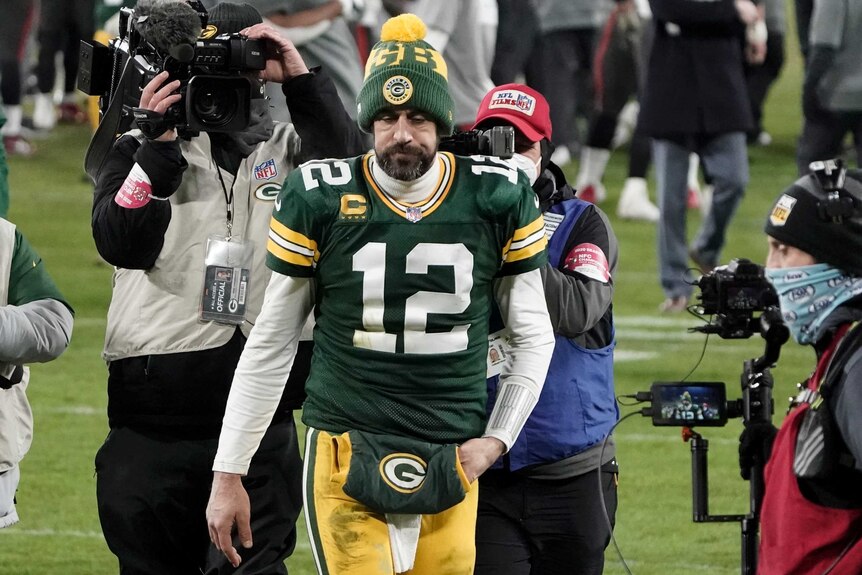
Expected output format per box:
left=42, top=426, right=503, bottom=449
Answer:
left=78, top=3, right=265, bottom=136
left=438, top=126, right=515, bottom=159
left=694, top=258, right=778, bottom=339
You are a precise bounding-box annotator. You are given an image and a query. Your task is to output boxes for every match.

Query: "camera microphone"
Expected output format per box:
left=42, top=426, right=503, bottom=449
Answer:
left=135, top=0, right=202, bottom=62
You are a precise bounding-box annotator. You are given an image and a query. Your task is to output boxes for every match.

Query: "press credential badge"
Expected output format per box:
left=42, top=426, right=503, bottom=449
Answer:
left=200, top=235, right=253, bottom=325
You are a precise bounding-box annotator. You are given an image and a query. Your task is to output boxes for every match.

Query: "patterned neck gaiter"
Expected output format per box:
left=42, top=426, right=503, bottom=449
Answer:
left=764, top=263, right=862, bottom=344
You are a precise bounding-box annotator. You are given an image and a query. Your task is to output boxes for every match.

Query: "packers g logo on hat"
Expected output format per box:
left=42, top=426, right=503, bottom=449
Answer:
left=383, top=76, right=413, bottom=105
left=355, top=13, right=454, bottom=134
left=379, top=453, right=427, bottom=493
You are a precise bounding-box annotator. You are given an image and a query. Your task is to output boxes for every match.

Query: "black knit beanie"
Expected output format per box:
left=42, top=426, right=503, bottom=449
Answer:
left=764, top=168, right=862, bottom=276
left=206, top=2, right=262, bottom=35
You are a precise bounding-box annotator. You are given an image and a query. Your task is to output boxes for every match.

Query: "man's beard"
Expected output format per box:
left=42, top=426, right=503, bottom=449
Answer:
left=377, top=142, right=436, bottom=181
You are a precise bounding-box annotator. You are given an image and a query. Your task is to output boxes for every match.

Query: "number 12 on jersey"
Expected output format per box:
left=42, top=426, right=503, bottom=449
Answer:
left=352, top=241, right=474, bottom=355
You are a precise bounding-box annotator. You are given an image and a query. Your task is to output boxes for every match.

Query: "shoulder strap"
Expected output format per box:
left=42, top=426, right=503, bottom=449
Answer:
left=821, top=321, right=862, bottom=397
left=546, top=199, right=590, bottom=268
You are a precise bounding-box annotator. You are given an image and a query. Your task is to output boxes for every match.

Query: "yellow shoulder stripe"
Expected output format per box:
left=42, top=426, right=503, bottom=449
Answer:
left=513, top=215, right=545, bottom=241
left=267, top=239, right=314, bottom=267
left=270, top=217, right=317, bottom=251
left=505, top=236, right=547, bottom=263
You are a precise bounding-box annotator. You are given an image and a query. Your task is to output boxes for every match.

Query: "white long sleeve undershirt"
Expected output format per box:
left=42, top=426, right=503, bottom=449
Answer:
left=485, top=270, right=554, bottom=451
left=214, top=267, right=554, bottom=474
left=213, top=273, right=313, bottom=475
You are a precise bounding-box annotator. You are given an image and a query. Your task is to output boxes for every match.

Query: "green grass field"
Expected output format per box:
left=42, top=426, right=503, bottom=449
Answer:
left=0, top=13, right=831, bottom=574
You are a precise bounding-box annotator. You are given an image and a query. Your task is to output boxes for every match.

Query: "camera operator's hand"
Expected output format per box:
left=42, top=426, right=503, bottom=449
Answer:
left=739, top=420, right=778, bottom=480
left=241, top=23, right=309, bottom=84
left=138, top=71, right=182, bottom=142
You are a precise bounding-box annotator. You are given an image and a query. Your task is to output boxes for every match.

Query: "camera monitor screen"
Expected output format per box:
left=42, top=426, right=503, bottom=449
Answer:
left=650, top=382, right=728, bottom=427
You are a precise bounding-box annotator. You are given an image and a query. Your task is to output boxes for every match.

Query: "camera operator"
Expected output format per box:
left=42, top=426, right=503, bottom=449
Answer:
left=90, top=3, right=365, bottom=573
left=471, top=84, right=620, bottom=575
left=749, top=164, right=862, bottom=573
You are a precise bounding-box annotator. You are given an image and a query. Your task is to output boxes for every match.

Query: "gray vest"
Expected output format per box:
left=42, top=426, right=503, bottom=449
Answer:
left=103, top=123, right=301, bottom=360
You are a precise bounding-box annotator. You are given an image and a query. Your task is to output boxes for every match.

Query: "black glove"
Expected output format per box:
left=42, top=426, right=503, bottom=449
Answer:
left=132, top=108, right=177, bottom=140
left=0, top=365, right=24, bottom=390
left=738, top=420, right=778, bottom=480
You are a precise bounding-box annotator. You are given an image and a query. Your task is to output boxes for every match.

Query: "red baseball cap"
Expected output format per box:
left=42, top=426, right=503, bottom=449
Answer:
left=472, top=83, right=552, bottom=143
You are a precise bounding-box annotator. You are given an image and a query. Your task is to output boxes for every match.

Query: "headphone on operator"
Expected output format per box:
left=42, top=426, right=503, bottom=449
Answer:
left=808, top=159, right=862, bottom=223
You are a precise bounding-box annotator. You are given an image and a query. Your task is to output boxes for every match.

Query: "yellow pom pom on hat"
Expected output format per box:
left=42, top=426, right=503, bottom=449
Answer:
left=356, top=13, right=454, bottom=135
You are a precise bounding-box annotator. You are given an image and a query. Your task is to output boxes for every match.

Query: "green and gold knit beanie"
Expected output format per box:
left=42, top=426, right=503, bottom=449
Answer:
left=356, top=13, right=454, bottom=135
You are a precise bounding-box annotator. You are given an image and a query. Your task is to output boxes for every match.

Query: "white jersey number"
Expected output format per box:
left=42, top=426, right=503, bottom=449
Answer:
left=300, top=160, right=352, bottom=191
left=352, top=242, right=474, bottom=354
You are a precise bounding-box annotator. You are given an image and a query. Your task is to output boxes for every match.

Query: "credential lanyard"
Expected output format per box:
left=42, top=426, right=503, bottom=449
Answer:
left=213, top=160, right=236, bottom=238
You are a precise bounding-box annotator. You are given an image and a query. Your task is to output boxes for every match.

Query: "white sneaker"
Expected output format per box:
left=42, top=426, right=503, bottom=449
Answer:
left=550, top=145, right=572, bottom=167
left=617, top=177, right=659, bottom=222
left=3, top=135, right=36, bottom=156
left=756, top=131, right=772, bottom=146
left=32, top=93, right=56, bottom=131
left=612, top=101, right=640, bottom=149
left=0, top=465, right=21, bottom=528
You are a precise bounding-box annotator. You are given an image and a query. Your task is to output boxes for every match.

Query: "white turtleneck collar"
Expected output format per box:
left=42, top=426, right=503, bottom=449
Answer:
left=369, top=153, right=442, bottom=204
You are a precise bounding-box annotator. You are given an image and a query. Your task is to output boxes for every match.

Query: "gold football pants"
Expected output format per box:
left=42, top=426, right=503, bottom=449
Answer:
left=303, top=427, right=478, bottom=575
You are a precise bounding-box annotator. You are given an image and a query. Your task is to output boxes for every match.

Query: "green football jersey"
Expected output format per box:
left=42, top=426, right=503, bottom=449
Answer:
left=267, top=152, right=547, bottom=443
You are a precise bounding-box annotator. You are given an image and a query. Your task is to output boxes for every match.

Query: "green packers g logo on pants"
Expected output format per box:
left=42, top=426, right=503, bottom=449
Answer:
left=379, top=453, right=427, bottom=493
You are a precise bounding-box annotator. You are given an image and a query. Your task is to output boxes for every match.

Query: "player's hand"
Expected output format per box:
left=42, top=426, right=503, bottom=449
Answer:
left=746, top=40, right=767, bottom=65
left=457, top=437, right=506, bottom=483
left=241, top=23, right=310, bottom=84
left=744, top=16, right=768, bottom=65
left=734, top=0, right=759, bottom=26
left=206, top=472, right=252, bottom=568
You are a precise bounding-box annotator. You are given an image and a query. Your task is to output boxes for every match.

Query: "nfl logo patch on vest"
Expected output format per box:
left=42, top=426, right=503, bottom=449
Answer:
left=254, top=159, right=278, bottom=180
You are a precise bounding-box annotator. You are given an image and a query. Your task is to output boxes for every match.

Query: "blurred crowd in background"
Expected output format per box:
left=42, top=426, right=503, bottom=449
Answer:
left=0, top=0, right=858, bottom=214
left=1, top=0, right=859, bottom=310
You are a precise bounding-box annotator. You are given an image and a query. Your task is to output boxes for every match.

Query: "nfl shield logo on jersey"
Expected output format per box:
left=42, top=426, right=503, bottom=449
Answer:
left=254, top=159, right=278, bottom=180
left=406, top=207, right=422, bottom=223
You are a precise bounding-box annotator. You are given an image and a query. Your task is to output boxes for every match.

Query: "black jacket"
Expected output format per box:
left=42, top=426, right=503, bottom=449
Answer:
left=639, top=0, right=753, bottom=138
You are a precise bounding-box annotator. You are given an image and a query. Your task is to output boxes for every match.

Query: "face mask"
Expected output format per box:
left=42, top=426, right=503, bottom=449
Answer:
left=764, top=263, right=862, bottom=344
left=510, top=153, right=541, bottom=186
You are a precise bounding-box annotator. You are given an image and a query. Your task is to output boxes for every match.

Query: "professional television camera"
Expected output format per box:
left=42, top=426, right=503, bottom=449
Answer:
left=438, top=125, right=515, bottom=159
left=78, top=0, right=266, bottom=180
left=638, top=259, right=788, bottom=575
left=691, top=258, right=779, bottom=339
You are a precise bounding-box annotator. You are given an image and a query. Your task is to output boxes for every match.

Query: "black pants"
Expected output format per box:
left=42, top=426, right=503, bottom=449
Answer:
left=36, top=0, right=95, bottom=94
left=490, top=0, right=539, bottom=85
left=797, top=112, right=862, bottom=175
left=95, top=419, right=302, bottom=575
left=0, top=0, right=34, bottom=106
left=745, top=32, right=785, bottom=138
left=527, top=28, right=597, bottom=152
left=474, top=461, right=618, bottom=575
